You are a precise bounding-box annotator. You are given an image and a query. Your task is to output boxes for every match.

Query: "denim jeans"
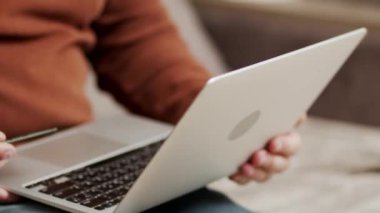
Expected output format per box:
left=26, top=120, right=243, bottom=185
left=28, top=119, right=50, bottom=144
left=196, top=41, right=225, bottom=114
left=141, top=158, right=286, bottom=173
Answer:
left=0, top=188, right=253, bottom=213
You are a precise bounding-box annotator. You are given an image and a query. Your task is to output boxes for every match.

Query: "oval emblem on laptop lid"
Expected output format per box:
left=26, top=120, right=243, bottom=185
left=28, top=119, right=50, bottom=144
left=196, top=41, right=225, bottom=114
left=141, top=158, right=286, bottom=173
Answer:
left=228, top=110, right=261, bottom=141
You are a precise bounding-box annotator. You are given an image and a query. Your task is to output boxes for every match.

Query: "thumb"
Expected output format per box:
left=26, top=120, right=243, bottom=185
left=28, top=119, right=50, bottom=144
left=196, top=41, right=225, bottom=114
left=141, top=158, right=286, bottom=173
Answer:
left=0, top=188, right=19, bottom=203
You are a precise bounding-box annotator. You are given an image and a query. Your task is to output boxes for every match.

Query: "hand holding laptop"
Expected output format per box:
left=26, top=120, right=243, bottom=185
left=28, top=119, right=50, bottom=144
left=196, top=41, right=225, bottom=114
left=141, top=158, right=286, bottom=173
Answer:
left=231, top=115, right=306, bottom=184
left=0, top=131, right=17, bottom=202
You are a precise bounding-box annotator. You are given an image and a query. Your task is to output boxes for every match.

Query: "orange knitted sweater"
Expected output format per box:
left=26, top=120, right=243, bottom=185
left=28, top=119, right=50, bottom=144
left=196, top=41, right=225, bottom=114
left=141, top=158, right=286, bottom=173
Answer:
left=0, top=0, right=211, bottom=137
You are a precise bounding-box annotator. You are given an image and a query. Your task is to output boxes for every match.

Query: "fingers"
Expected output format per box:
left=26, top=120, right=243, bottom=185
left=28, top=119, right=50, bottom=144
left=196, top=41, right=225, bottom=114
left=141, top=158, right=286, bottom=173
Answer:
left=231, top=165, right=270, bottom=184
left=230, top=173, right=250, bottom=185
left=0, top=188, right=19, bottom=203
left=230, top=116, right=304, bottom=185
left=231, top=131, right=302, bottom=184
left=230, top=150, right=289, bottom=184
left=0, top=132, right=19, bottom=203
left=267, top=132, right=301, bottom=157
left=0, top=132, right=16, bottom=168
left=0, top=143, right=16, bottom=163
left=250, top=150, right=289, bottom=173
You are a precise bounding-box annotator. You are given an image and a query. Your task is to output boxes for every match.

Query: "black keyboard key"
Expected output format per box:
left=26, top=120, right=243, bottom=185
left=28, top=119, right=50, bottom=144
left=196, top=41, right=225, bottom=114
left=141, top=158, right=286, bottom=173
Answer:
left=71, top=174, right=86, bottom=181
left=80, top=195, right=109, bottom=208
left=52, top=185, right=82, bottom=198
left=80, top=180, right=96, bottom=188
left=66, top=192, right=93, bottom=203
left=86, top=188, right=103, bottom=196
left=39, top=180, right=74, bottom=195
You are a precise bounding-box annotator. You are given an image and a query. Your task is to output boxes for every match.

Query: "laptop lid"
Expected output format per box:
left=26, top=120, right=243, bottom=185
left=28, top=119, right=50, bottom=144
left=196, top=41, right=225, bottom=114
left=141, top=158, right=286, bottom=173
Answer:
left=116, top=28, right=367, bottom=212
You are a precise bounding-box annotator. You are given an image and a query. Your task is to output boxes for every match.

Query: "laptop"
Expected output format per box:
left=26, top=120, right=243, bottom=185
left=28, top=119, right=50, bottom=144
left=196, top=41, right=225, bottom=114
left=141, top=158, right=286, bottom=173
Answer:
left=0, top=28, right=366, bottom=212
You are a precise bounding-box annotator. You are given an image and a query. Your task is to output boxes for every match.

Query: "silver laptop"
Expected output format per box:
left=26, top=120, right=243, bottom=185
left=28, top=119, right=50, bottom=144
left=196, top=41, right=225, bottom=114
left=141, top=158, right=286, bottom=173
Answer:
left=0, top=28, right=366, bottom=213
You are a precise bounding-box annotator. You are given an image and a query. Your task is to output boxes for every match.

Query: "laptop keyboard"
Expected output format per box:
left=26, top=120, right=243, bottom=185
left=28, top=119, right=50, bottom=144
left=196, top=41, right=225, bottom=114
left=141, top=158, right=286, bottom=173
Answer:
left=25, top=141, right=162, bottom=211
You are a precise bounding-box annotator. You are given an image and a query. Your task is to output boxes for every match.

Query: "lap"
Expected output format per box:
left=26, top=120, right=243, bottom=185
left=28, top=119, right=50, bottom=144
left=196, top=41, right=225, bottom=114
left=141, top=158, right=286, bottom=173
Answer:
left=145, top=188, right=253, bottom=213
left=0, top=188, right=253, bottom=213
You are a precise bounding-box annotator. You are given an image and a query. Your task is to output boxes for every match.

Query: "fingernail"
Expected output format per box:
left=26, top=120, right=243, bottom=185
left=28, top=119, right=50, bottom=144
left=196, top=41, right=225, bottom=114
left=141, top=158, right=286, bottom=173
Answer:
left=235, top=176, right=248, bottom=184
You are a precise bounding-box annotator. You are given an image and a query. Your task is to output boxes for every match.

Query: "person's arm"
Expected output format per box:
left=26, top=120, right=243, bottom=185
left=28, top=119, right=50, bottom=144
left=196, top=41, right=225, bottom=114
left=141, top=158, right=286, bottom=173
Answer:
left=89, top=0, right=210, bottom=124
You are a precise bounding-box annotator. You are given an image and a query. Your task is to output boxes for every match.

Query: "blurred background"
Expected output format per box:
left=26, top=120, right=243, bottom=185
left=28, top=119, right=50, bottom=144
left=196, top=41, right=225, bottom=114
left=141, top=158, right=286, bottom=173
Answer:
left=191, top=0, right=380, bottom=127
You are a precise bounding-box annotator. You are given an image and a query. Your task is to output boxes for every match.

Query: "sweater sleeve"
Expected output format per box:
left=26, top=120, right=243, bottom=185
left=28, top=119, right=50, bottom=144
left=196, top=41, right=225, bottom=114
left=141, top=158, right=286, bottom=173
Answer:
left=89, top=0, right=211, bottom=124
